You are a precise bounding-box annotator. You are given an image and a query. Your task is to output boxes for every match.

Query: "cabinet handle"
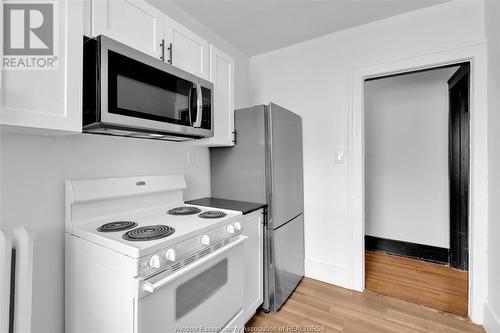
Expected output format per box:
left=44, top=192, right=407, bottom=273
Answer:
left=160, top=39, right=165, bottom=61
left=168, top=42, right=173, bottom=64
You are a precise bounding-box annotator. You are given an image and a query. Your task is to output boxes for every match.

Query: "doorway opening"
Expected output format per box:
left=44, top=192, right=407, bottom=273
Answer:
left=363, top=63, right=470, bottom=317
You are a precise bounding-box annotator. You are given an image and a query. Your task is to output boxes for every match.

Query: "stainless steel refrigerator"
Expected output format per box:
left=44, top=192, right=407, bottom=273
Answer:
left=210, top=103, right=304, bottom=312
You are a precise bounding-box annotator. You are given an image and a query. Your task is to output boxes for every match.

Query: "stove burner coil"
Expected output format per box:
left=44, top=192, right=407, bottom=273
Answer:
left=122, top=225, right=175, bottom=241
left=198, top=211, right=227, bottom=219
left=167, top=206, right=202, bottom=216
left=97, top=221, right=138, bottom=232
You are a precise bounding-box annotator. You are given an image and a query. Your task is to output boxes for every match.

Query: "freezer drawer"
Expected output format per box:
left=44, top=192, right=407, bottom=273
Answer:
left=269, top=213, right=305, bottom=310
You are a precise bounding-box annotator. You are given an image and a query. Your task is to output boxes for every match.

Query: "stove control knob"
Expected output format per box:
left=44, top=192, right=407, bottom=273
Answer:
left=226, top=224, right=235, bottom=234
left=201, top=235, right=210, bottom=246
left=234, top=222, right=242, bottom=231
left=165, top=248, right=176, bottom=262
left=148, top=255, right=161, bottom=269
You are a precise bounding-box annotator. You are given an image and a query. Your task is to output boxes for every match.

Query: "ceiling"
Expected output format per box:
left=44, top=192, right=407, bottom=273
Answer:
left=169, top=0, right=450, bottom=56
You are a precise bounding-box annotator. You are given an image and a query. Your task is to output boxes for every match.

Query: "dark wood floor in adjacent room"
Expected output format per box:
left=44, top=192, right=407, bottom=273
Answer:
left=365, top=250, right=468, bottom=317
left=246, top=277, right=483, bottom=333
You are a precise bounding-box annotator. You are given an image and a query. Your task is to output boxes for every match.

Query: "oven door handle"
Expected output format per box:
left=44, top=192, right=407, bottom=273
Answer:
left=142, top=235, right=247, bottom=294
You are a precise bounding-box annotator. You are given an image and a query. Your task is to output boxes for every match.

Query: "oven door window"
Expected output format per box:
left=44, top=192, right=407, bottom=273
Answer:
left=108, top=50, right=195, bottom=126
left=176, top=259, right=227, bottom=319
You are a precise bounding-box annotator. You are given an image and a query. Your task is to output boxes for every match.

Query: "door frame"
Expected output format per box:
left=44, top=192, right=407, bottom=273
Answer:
left=349, top=43, right=487, bottom=323
left=448, top=64, right=471, bottom=271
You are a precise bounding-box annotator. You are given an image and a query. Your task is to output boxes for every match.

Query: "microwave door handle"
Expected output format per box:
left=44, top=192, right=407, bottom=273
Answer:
left=142, top=235, right=247, bottom=294
left=193, top=83, right=202, bottom=128
left=188, top=87, right=193, bottom=125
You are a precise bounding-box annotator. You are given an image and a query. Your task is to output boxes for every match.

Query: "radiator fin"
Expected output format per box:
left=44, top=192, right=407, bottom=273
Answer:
left=0, top=227, right=34, bottom=333
left=12, top=227, right=34, bottom=333
left=0, top=231, right=12, bottom=333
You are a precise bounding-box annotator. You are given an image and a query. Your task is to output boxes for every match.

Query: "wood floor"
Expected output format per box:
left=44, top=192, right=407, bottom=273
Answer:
left=246, top=277, right=483, bottom=333
left=365, top=250, right=468, bottom=317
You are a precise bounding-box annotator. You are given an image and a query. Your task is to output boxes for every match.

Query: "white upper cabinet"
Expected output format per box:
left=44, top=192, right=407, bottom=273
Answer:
left=208, top=45, right=235, bottom=146
left=1, top=0, right=83, bottom=134
left=164, top=17, right=210, bottom=80
left=91, top=0, right=164, bottom=59
left=186, top=44, right=235, bottom=147
left=89, top=2, right=209, bottom=78
left=1, top=0, right=235, bottom=139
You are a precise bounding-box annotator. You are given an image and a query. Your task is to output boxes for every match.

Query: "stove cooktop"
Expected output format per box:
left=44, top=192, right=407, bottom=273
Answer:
left=72, top=205, right=243, bottom=258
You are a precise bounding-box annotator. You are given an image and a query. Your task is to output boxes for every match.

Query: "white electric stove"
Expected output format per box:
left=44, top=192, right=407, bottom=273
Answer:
left=65, top=174, right=246, bottom=333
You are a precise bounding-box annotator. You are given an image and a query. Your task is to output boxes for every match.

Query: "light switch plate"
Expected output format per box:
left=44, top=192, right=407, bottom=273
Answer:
left=335, top=151, right=345, bottom=163
left=186, top=151, right=194, bottom=164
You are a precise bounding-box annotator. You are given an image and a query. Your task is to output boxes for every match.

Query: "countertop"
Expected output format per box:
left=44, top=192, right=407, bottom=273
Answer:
left=186, top=197, right=267, bottom=215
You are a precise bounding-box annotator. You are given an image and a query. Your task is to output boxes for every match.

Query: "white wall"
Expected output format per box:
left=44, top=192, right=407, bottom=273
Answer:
left=365, top=67, right=457, bottom=248
left=0, top=134, right=210, bottom=332
left=485, top=0, right=500, bottom=331
left=249, top=0, right=485, bottom=290
left=0, top=2, right=250, bottom=332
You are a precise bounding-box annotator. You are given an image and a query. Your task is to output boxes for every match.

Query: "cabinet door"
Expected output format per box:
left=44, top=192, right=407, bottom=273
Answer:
left=241, top=210, right=264, bottom=323
left=1, top=0, right=83, bottom=134
left=209, top=45, right=235, bottom=146
left=91, top=0, right=164, bottom=59
left=165, top=17, right=209, bottom=80
left=191, top=45, right=234, bottom=147
left=189, top=45, right=234, bottom=147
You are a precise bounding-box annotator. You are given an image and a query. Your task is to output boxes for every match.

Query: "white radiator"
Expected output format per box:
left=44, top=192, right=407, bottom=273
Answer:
left=0, top=227, right=34, bottom=333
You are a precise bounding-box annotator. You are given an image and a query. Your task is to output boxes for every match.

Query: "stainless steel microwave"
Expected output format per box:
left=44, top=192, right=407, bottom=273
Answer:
left=83, top=35, right=214, bottom=141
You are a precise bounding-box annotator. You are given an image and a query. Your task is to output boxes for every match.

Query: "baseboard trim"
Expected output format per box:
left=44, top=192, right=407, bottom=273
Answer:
left=484, top=303, right=500, bottom=333
left=305, top=258, right=351, bottom=289
left=365, top=235, right=449, bottom=265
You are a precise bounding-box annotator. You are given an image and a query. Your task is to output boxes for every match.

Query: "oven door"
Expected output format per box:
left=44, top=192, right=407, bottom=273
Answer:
left=98, top=35, right=213, bottom=138
left=137, top=236, right=246, bottom=333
